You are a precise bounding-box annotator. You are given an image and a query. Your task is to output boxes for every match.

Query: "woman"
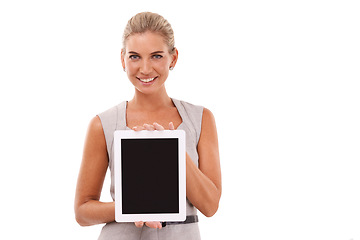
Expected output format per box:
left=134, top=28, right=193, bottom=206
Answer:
left=74, top=12, right=221, bottom=240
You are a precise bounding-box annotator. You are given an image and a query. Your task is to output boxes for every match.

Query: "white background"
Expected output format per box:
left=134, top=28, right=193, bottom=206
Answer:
left=0, top=0, right=359, bottom=239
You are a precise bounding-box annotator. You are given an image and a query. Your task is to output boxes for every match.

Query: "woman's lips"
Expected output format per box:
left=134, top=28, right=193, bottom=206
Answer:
left=137, top=76, right=158, bottom=83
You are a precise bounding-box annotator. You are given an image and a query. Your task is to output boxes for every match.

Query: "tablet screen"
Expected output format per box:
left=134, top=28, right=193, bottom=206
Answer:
left=121, top=138, right=179, bottom=214
left=114, top=130, right=186, bottom=222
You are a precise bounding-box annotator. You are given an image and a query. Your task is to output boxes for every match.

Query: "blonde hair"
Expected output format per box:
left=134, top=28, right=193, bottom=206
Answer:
left=122, top=12, right=175, bottom=53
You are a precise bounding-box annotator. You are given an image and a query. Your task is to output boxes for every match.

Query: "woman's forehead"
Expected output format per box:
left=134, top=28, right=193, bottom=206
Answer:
left=125, top=31, right=168, bottom=53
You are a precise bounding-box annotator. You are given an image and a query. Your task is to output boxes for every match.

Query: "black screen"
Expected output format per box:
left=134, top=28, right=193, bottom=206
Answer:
left=121, top=138, right=179, bottom=214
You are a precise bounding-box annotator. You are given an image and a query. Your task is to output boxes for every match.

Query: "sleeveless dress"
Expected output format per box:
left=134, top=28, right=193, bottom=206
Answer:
left=97, top=98, right=203, bottom=240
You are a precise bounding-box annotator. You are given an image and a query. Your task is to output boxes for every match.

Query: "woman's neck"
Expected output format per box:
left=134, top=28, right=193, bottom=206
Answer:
left=128, top=89, right=173, bottom=111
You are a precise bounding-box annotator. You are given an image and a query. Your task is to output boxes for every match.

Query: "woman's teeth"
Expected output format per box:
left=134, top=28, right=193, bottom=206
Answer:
left=139, top=77, right=156, bottom=83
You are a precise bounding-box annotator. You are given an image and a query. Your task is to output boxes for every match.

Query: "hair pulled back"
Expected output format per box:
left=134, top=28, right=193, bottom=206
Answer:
left=122, top=12, right=175, bottom=53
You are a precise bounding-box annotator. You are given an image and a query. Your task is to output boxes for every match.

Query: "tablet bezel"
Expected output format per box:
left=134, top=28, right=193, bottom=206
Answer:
left=114, top=129, right=186, bottom=222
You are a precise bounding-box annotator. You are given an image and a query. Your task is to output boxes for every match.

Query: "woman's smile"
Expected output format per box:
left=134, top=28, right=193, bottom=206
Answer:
left=137, top=76, right=158, bottom=83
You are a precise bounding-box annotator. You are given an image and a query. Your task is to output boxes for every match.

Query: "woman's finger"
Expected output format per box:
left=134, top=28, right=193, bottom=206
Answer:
left=169, top=122, right=175, bottom=130
left=143, top=123, right=155, bottom=131
left=153, top=122, right=165, bottom=131
left=134, top=221, right=144, bottom=228
left=145, top=221, right=162, bottom=229
left=132, top=126, right=145, bottom=131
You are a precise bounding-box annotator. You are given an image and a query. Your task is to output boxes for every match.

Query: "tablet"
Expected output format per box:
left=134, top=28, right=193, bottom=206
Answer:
left=113, top=130, right=186, bottom=222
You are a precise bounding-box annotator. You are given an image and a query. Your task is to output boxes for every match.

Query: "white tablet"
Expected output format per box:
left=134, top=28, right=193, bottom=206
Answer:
left=113, top=130, right=186, bottom=222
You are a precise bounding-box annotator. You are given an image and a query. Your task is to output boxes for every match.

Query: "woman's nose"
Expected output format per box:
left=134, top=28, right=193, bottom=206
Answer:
left=140, top=59, right=152, bottom=75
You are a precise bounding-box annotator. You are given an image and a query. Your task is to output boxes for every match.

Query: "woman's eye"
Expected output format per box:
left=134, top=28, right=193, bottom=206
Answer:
left=152, top=55, right=163, bottom=59
left=129, top=55, right=139, bottom=60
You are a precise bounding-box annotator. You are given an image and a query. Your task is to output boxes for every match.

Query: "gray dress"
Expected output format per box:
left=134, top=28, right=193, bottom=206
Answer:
left=97, top=98, right=203, bottom=240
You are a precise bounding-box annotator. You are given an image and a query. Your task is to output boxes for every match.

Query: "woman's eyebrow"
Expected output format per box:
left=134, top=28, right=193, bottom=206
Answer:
left=127, top=51, right=164, bottom=55
left=151, top=51, right=164, bottom=54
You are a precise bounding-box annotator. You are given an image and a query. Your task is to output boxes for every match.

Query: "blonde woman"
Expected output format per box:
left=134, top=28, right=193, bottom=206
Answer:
left=75, top=12, right=221, bottom=240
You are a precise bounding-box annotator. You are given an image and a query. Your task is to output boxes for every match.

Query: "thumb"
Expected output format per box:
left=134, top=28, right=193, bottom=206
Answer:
left=134, top=221, right=144, bottom=228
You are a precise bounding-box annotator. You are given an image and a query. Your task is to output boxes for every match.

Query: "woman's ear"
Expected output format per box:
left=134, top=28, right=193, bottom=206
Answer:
left=121, top=49, right=126, bottom=71
left=170, top=47, right=179, bottom=69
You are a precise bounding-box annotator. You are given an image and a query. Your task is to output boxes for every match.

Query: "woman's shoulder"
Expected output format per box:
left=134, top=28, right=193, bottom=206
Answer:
left=96, top=101, right=127, bottom=135
left=174, top=98, right=216, bottom=128
left=97, top=101, right=127, bottom=125
left=98, top=102, right=125, bottom=117
left=173, top=98, right=206, bottom=142
left=173, top=98, right=204, bottom=114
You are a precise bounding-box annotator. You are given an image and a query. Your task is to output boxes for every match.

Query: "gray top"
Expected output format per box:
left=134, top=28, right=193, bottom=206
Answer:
left=97, top=98, right=204, bottom=216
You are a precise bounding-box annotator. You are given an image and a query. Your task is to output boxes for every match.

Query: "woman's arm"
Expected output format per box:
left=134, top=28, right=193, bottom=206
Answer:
left=74, top=116, right=115, bottom=226
left=186, top=108, right=222, bottom=217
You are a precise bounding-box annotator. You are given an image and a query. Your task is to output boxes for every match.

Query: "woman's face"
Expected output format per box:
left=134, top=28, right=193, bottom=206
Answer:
left=121, top=31, right=178, bottom=95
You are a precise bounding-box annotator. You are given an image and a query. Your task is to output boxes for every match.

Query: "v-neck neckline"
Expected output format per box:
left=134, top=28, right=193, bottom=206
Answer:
left=124, top=98, right=184, bottom=130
